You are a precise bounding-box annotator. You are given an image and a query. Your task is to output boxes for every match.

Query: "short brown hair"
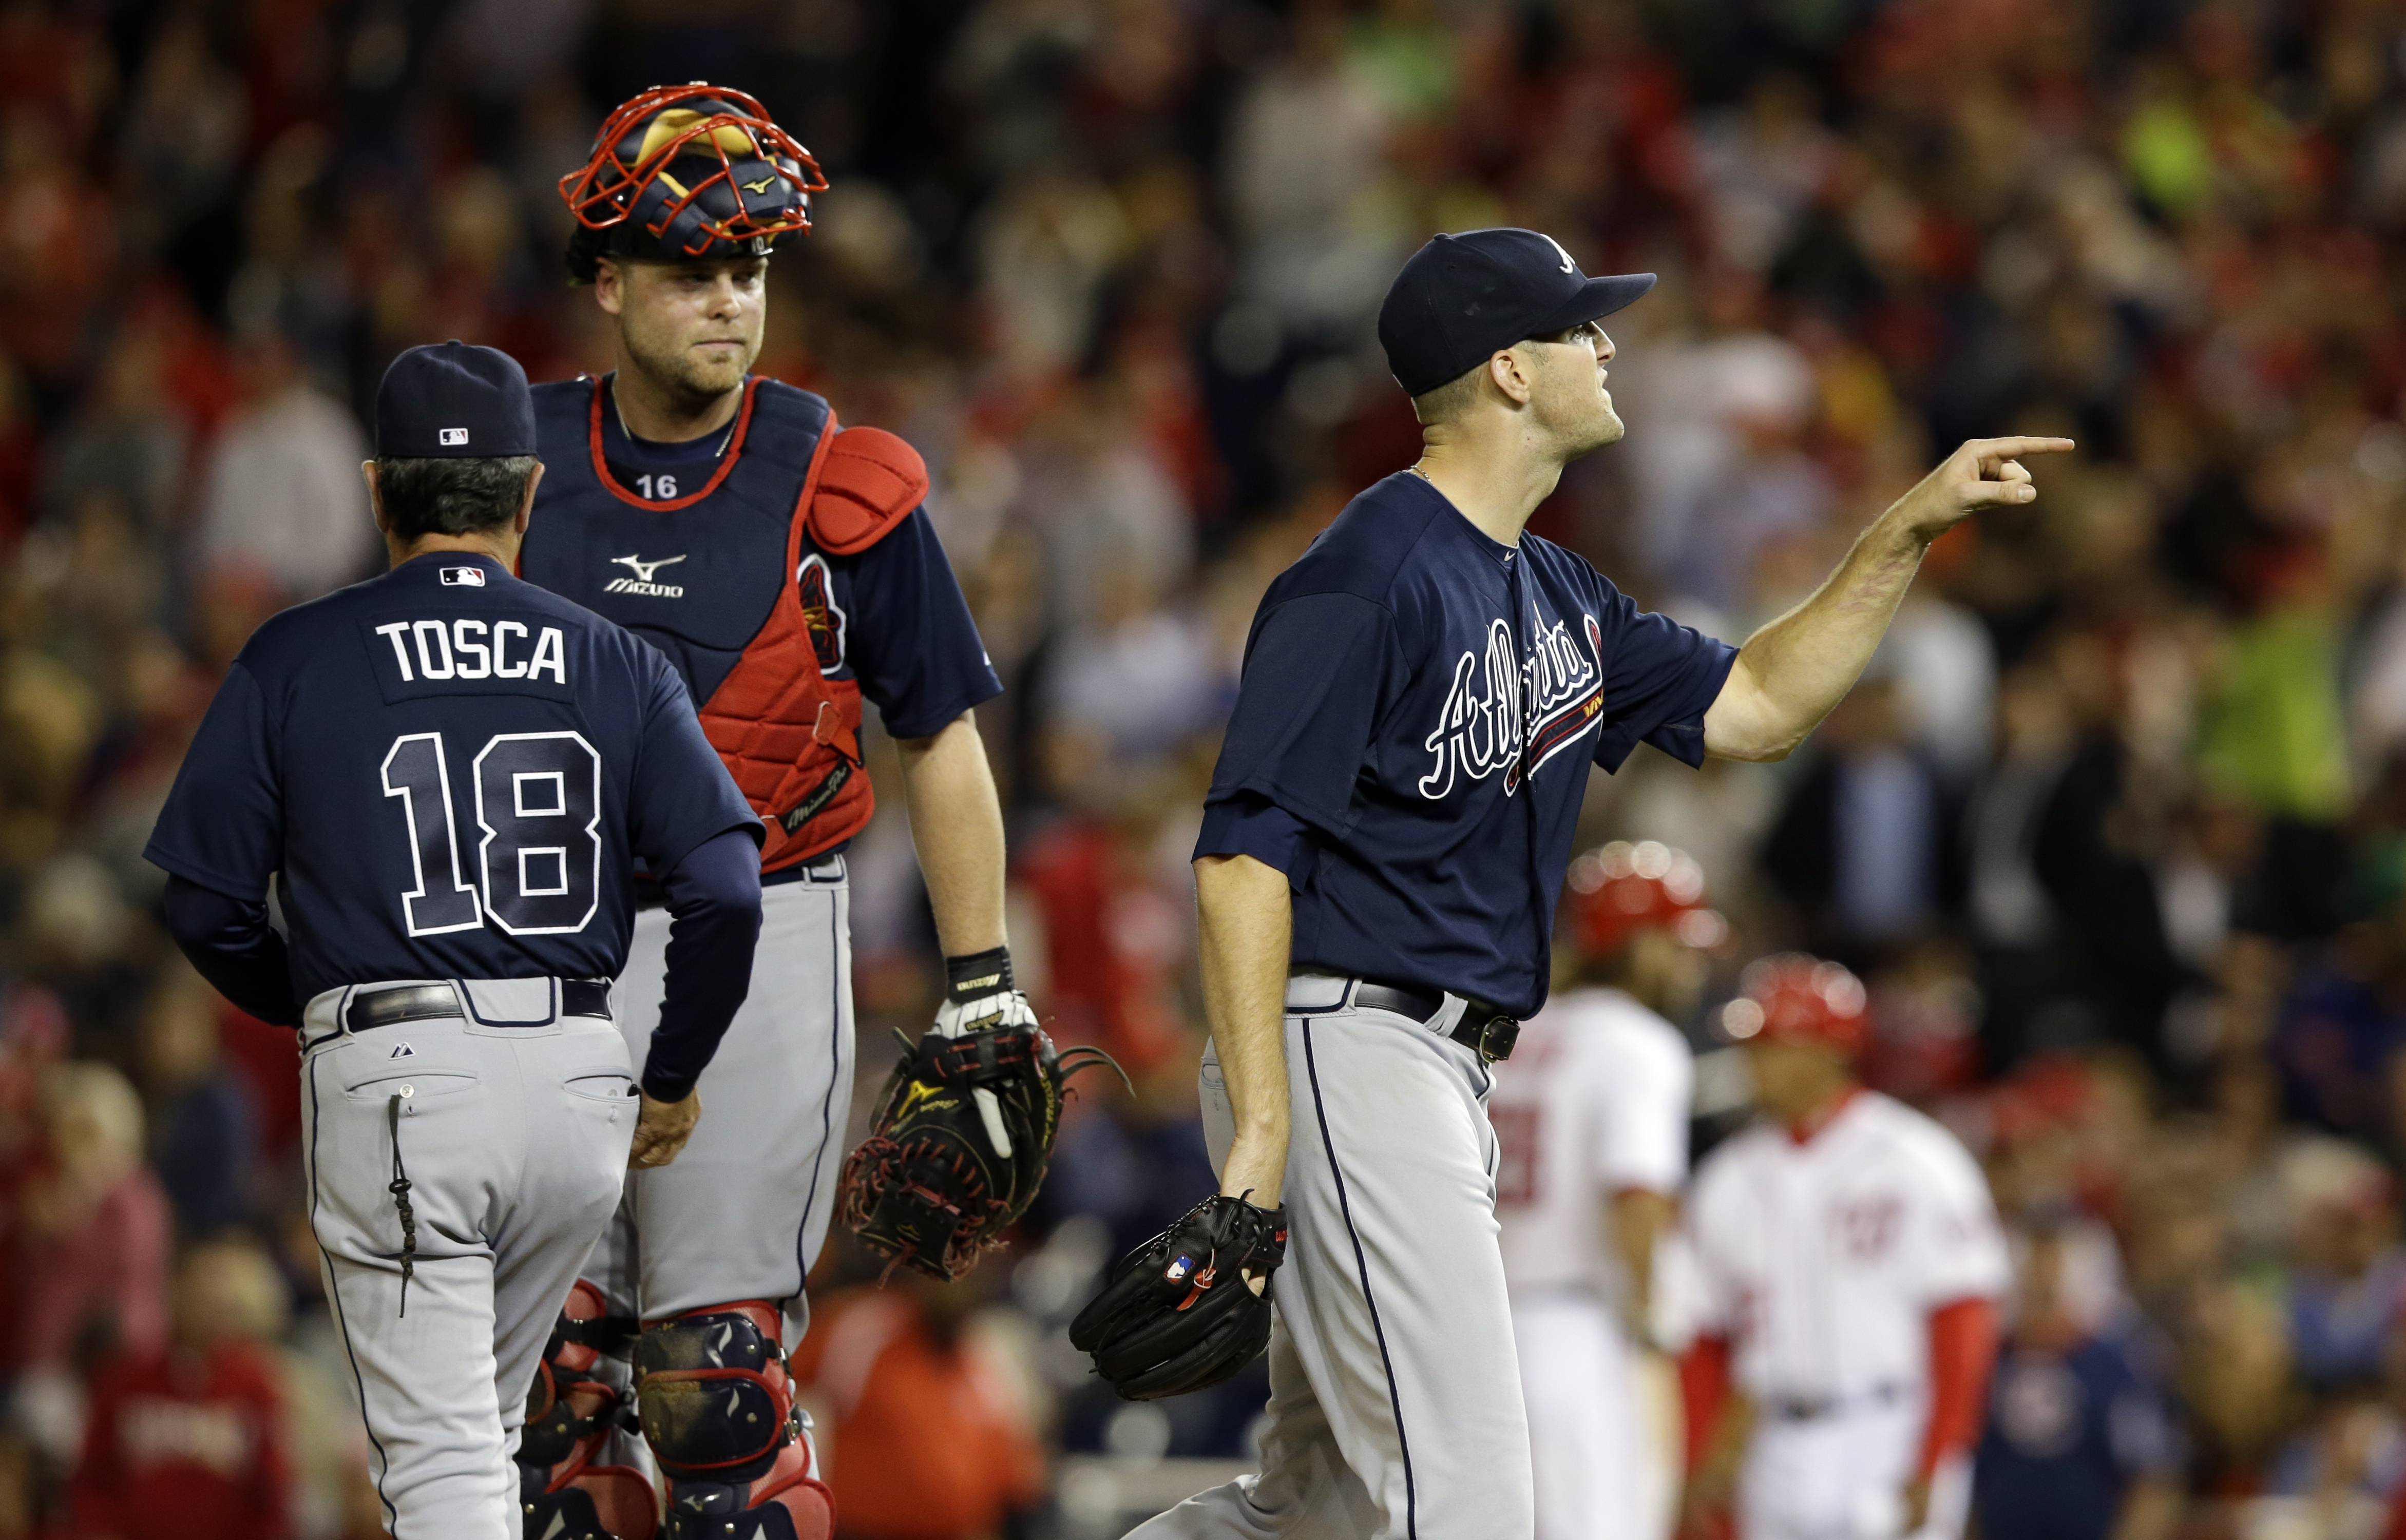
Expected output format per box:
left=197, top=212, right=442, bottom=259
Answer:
left=1410, top=361, right=1487, bottom=425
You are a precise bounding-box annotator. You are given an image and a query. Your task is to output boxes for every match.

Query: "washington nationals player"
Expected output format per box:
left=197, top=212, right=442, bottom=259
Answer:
left=512, top=85, right=1013, bottom=1538
left=1493, top=841, right=1720, bottom=1540
left=143, top=344, right=764, bottom=1537
left=1097, top=227, right=2067, bottom=1539
left=1682, top=956, right=2009, bottom=1540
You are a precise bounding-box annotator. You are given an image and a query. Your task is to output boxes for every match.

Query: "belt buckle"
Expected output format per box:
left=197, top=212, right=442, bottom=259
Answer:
left=1476, top=1013, right=1520, bottom=1064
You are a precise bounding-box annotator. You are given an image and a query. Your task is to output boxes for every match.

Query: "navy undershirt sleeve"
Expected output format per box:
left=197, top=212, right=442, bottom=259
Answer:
left=1195, top=591, right=1402, bottom=870
left=161, top=875, right=300, bottom=1026
left=837, top=509, right=1002, bottom=740
left=641, top=827, right=764, bottom=1102
left=1588, top=583, right=1740, bottom=772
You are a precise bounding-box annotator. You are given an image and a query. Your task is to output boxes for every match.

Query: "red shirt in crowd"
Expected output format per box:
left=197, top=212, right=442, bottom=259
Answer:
left=789, top=1288, right=1043, bottom=1540
left=71, top=1339, right=292, bottom=1540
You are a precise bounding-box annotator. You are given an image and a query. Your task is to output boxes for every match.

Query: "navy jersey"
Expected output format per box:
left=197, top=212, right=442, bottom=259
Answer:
left=1973, top=1332, right=2183, bottom=1540
left=146, top=552, right=762, bottom=1002
left=521, top=377, right=1000, bottom=740
left=1195, top=472, right=1736, bottom=1017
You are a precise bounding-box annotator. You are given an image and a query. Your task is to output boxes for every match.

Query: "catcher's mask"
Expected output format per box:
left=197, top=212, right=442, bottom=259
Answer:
left=559, top=81, right=828, bottom=284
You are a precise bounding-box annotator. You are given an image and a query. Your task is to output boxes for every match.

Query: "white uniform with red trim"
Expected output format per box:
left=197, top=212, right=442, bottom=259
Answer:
left=1490, top=987, right=1692, bottom=1540
left=1685, top=1091, right=2008, bottom=1540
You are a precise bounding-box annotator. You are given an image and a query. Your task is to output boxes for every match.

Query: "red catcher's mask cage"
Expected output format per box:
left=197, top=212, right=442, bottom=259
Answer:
left=558, top=82, right=829, bottom=257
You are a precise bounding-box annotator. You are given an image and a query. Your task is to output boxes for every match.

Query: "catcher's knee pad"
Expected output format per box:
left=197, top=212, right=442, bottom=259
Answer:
left=634, top=1301, right=798, bottom=1486
left=522, top=1460, right=659, bottom=1540
left=663, top=1439, right=832, bottom=1540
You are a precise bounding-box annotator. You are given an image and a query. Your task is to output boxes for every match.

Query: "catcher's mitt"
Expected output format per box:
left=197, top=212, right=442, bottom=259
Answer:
left=839, top=948, right=1122, bottom=1280
left=1069, top=1192, right=1289, bottom=1400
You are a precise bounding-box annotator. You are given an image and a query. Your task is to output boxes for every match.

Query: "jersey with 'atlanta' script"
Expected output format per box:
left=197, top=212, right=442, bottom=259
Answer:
left=1194, top=471, right=1735, bottom=1017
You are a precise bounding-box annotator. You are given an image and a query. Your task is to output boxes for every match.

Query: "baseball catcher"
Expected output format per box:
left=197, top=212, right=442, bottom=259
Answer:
left=842, top=962, right=1126, bottom=1280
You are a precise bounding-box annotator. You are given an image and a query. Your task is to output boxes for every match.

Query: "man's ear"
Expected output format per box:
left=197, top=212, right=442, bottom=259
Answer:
left=361, top=461, right=389, bottom=534
left=1491, top=348, right=1536, bottom=407
left=516, top=461, right=545, bottom=535
left=594, top=257, right=625, bottom=317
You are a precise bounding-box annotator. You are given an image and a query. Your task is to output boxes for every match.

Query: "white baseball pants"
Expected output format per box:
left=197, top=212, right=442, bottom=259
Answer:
left=1741, top=1395, right=1971, bottom=1540
left=1131, top=989, right=1535, bottom=1540
left=580, top=864, right=855, bottom=1346
left=1513, top=1291, right=1678, bottom=1540
left=300, top=980, right=636, bottom=1538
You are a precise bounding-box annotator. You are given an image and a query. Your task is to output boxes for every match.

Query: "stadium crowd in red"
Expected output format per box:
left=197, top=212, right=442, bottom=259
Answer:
left=7, top=0, right=2406, bottom=1536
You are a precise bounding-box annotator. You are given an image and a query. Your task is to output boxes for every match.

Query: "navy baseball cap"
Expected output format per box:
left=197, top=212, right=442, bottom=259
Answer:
left=1378, top=229, right=1656, bottom=397
left=374, top=341, right=538, bottom=458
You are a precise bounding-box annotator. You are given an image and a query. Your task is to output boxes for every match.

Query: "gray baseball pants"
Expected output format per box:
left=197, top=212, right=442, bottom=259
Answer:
left=300, top=979, right=636, bottom=1539
left=580, top=862, right=855, bottom=1346
left=1131, top=978, right=1536, bottom=1540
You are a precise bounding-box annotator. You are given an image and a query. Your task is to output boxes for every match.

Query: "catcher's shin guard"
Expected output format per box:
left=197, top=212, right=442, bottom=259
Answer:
left=520, top=1280, right=655, bottom=1538
left=663, top=1436, right=832, bottom=1540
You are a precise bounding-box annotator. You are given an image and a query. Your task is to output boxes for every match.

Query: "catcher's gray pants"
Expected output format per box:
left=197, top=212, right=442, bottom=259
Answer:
left=1132, top=979, right=1536, bottom=1540
left=300, top=979, right=636, bottom=1539
left=581, top=861, right=854, bottom=1345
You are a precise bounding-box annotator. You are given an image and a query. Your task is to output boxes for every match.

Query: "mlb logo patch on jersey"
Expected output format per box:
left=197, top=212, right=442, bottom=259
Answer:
left=438, top=427, right=470, bottom=446
left=440, top=567, right=485, bottom=587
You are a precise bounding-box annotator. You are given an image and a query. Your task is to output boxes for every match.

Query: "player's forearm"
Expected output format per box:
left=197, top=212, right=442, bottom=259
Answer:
left=644, top=827, right=764, bottom=1102
left=160, top=875, right=300, bottom=1026
left=1610, top=1187, right=1674, bottom=1335
left=1195, top=853, right=1293, bottom=1207
left=895, top=712, right=1008, bottom=956
left=1702, top=510, right=1928, bottom=762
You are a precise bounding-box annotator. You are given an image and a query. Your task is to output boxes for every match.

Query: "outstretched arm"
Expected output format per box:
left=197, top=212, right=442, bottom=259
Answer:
left=1703, top=436, right=2073, bottom=762
left=896, top=711, right=1008, bottom=956
left=1195, top=853, right=1293, bottom=1216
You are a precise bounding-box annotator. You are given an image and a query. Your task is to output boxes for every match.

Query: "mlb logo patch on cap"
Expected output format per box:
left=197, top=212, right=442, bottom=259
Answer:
left=374, top=341, right=538, bottom=458
left=440, top=566, right=486, bottom=586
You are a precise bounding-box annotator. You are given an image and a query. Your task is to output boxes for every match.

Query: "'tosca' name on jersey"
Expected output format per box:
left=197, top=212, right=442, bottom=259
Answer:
left=372, top=619, right=568, bottom=683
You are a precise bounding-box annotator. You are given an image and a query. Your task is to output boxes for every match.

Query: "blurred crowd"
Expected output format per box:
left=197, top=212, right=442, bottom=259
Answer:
left=8, top=0, right=2406, bottom=1536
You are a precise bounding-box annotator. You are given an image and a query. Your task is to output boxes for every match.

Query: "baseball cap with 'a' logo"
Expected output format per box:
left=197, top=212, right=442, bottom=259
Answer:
left=1377, top=228, right=1656, bottom=398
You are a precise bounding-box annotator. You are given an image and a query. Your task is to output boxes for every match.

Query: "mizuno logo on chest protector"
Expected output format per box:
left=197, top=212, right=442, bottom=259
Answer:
left=605, top=553, right=686, bottom=597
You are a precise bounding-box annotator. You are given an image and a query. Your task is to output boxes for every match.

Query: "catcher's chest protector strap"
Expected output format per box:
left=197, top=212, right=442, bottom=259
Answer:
left=634, top=1301, right=798, bottom=1486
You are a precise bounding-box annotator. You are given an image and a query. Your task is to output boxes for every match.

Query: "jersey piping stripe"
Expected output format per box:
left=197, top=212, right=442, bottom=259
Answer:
left=308, top=1049, right=402, bottom=1535
left=584, top=373, right=757, bottom=511
left=792, top=883, right=846, bottom=1309
left=1302, top=1018, right=1419, bottom=1539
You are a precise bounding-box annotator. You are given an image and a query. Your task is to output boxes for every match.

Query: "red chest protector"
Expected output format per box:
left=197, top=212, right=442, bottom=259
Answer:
left=701, top=415, right=927, bottom=873
left=522, top=376, right=927, bottom=875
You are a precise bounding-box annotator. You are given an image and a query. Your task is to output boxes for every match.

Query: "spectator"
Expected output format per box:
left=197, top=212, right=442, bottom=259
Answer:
left=1973, top=1219, right=2183, bottom=1540
left=192, top=331, right=374, bottom=606
left=133, top=966, right=257, bottom=1238
left=70, top=1236, right=292, bottom=1540
left=789, top=1272, right=1045, bottom=1540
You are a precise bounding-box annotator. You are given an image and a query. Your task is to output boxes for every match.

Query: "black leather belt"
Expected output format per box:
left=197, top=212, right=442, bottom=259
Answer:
left=1347, top=980, right=1521, bottom=1063
left=345, top=979, right=612, bottom=1033
left=1766, top=1383, right=1907, bottom=1422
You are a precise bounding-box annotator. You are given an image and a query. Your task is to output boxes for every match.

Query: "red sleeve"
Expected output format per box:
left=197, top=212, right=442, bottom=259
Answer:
left=1916, top=1297, right=2000, bottom=1480
left=1679, top=1333, right=1733, bottom=1472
